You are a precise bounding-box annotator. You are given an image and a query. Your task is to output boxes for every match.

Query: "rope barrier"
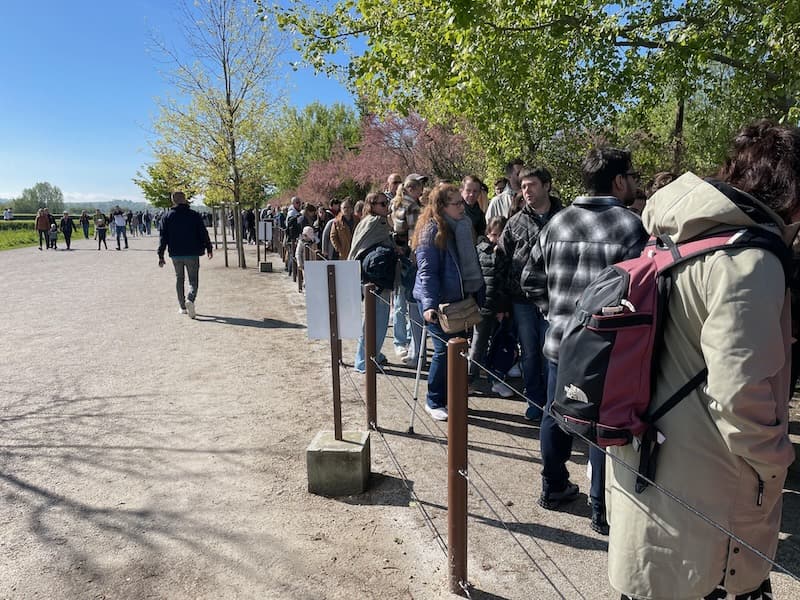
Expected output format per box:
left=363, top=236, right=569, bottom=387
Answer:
left=365, top=286, right=800, bottom=583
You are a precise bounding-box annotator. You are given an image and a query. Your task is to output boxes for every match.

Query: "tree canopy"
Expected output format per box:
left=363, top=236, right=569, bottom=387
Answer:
left=11, top=182, right=64, bottom=214
left=263, top=0, right=800, bottom=171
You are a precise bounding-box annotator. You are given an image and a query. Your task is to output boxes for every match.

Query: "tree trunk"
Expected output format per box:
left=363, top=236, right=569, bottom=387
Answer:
left=671, top=96, right=685, bottom=174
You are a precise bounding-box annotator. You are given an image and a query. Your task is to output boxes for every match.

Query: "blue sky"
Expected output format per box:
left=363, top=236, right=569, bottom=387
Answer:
left=0, top=1, right=354, bottom=203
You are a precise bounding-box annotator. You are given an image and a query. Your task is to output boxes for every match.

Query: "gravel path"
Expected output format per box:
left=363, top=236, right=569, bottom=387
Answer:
left=2, top=232, right=799, bottom=599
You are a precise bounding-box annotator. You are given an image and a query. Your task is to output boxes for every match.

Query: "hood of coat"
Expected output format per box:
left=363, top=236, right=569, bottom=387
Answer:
left=642, top=172, right=798, bottom=246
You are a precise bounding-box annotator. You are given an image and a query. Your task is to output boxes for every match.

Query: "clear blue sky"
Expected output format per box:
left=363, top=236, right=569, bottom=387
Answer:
left=0, top=1, right=353, bottom=204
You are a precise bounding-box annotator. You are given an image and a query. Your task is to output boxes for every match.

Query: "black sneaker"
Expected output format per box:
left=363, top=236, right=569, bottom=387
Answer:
left=538, top=482, right=579, bottom=510
left=591, top=507, right=609, bottom=535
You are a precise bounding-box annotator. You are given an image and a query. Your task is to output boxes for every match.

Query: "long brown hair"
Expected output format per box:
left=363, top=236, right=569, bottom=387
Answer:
left=411, top=183, right=459, bottom=250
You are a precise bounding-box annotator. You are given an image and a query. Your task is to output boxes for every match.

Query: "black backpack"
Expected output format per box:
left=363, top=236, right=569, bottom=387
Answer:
left=552, top=227, right=790, bottom=492
left=361, top=245, right=397, bottom=293
left=286, top=214, right=301, bottom=241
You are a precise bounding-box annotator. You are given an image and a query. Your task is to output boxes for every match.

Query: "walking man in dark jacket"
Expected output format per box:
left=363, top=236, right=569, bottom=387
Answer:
left=157, top=191, right=213, bottom=318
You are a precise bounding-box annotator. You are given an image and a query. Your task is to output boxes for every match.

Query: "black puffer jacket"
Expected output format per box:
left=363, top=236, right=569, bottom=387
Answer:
left=476, top=237, right=511, bottom=316
left=498, top=199, right=562, bottom=302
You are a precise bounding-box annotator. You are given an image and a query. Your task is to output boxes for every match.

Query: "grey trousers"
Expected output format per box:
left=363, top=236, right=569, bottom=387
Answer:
left=172, top=257, right=200, bottom=308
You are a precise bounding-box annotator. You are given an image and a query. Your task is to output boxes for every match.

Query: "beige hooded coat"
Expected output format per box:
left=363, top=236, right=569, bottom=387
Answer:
left=606, top=172, right=796, bottom=599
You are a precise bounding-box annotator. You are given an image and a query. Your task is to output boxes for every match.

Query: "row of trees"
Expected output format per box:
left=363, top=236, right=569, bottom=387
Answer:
left=137, top=0, right=799, bottom=219
left=5, top=183, right=65, bottom=214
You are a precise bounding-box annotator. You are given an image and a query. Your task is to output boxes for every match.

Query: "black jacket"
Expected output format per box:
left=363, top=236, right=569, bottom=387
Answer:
left=157, top=204, right=212, bottom=258
left=498, top=199, right=562, bottom=302
left=477, top=237, right=511, bottom=315
left=465, top=202, right=486, bottom=238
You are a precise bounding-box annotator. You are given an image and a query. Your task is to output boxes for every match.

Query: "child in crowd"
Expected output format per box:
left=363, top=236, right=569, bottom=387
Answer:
left=96, top=217, right=108, bottom=250
left=48, top=224, right=58, bottom=250
left=468, top=215, right=515, bottom=397
left=295, top=225, right=318, bottom=292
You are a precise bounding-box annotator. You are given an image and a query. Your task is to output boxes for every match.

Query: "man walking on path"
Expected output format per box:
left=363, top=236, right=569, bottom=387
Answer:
left=158, top=191, right=213, bottom=318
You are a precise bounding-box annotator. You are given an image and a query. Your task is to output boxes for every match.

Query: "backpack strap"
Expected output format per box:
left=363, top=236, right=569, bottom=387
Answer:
left=635, top=369, right=707, bottom=495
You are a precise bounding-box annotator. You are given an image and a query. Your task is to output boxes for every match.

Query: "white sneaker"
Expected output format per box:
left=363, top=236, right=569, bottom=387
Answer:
left=507, top=362, right=522, bottom=378
left=491, top=380, right=515, bottom=398
left=402, top=355, right=419, bottom=367
left=394, top=345, right=409, bottom=357
left=178, top=307, right=188, bottom=314
left=186, top=300, right=196, bottom=319
left=425, top=405, right=448, bottom=421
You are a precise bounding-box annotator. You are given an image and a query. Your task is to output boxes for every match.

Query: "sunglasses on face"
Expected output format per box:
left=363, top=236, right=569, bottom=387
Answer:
left=372, top=201, right=388, bottom=207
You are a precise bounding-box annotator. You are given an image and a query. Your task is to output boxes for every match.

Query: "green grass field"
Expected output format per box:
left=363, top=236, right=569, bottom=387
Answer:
left=0, top=229, right=39, bottom=251
left=0, top=223, right=97, bottom=251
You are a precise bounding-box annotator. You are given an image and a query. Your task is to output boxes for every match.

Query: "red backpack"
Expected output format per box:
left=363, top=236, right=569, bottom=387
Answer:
left=552, top=227, right=790, bottom=492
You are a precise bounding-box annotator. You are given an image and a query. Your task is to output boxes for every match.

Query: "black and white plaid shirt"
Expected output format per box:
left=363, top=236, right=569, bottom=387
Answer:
left=521, top=197, right=648, bottom=362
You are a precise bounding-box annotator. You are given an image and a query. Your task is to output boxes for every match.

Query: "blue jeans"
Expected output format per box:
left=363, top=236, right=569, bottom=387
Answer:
left=354, top=289, right=390, bottom=372
left=115, top=225, right=128, bottom=248
left=172, top=257, right=200, bottom=309
left=404, top=301, right=424, bottom=362
left=542, top=361, right=605, bottom=505
left=513, top=302, right=548, bottom=418
left=426, top=321, right=462, bottom=409
left=393, top=288, right=410, bottom=348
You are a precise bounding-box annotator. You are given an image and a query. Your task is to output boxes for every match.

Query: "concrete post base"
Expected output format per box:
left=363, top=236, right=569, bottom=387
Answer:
left=306, top=431, right=371, bottom=496
left=259, top=262, right=273, bottom=272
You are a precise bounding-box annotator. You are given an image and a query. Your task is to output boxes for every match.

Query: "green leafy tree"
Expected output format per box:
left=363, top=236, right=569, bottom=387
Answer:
left=263, top=0, right=800, bottom=170
left=12, top=182, right=64, bottom=213
left=266, top=101, right=362, bottom=192
left=133, top=153, right=199, bottom=208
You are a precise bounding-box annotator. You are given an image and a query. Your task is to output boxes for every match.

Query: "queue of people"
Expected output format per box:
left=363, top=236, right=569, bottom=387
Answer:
left=272, top=119, right=800, bottom=600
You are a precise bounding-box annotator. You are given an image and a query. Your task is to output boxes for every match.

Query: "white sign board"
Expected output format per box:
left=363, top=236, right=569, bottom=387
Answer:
left=258, top=220, right=273, bottom=241
left=304, top=260, right=362, bottom=340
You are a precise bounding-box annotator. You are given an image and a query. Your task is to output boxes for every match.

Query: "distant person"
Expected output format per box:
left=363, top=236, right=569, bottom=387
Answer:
left=35, top=208, right=49, bottom=250
left=59, top=211, right=77, bottom=250
left=111, top=206, right=128, bottom=250
left=79, top=210, right=91, bottom=238
left=48, top=223, right=58, bottom=250
left=157, top=191, right=213, bottom=318
left=95, top=215, right=108, bottom=250
left=2, top=207, right=12, bottom=220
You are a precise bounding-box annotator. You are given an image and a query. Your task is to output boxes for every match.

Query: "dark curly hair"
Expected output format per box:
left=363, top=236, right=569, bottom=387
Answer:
left=718, top=120, right=800, bottom=223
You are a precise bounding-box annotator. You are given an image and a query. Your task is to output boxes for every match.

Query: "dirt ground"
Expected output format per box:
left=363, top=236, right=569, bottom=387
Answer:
left=2, top=232, right=800, bottom=600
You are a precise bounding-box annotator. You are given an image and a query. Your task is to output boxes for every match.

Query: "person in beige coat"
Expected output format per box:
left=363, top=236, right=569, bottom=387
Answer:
left=608, top=120, right=800, bottom=600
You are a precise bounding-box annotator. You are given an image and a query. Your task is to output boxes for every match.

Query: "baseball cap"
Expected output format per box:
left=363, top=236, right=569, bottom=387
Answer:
left=404, top=173, right=428, bottom=186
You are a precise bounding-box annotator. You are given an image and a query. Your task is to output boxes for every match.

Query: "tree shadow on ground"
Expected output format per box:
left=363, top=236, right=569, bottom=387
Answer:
left=196, top=315, right=305, bottom=329
left=418, top=497, right=604, bottom=552
left=378, top=426, right=541, bottom=464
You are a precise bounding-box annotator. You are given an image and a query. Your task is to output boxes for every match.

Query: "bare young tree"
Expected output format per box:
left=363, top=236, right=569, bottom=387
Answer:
left=150, top=0, right=284, bottom=268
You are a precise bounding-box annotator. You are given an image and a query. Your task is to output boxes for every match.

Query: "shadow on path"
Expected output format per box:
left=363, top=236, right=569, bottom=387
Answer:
left=196, top=314, right=305, bottom=329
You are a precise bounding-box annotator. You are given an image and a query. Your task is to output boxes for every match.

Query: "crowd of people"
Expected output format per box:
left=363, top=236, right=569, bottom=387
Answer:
left=30, top=206, right=177, bottom=251
left=272, top=119, right=800, bottom=600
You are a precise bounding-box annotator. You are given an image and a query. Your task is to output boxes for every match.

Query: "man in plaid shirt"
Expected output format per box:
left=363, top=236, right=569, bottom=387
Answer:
left=521, top=147, right=648, bottom=535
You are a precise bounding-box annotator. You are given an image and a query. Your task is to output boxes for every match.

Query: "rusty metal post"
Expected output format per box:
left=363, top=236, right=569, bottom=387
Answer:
left=364, top=283, right=377, bottom=429
left=447, top=337, right=469, bottom=596
left=327, top=265, right=343, bottom=440
left=212, top=207, right=219, bottom=250
left=221, top=205, right=229, bottom=268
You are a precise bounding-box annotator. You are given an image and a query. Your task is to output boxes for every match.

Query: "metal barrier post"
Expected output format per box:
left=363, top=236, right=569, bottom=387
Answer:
left=447, top=337, right=469, bottom=596
left=364, top=283, right=377, bottom=429
left=221, top=205, right=229, bottom=268
left=327, top=265, right=343, bottom=440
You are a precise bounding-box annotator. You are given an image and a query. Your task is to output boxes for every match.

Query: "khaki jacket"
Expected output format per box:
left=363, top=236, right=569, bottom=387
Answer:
left=607, top=173, right=796, bottom=599
left=330, top=215, right=357, bottom=260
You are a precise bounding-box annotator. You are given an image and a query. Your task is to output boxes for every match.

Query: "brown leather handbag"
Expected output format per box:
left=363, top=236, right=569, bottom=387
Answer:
left=437, top=297, right=482, bottom=334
